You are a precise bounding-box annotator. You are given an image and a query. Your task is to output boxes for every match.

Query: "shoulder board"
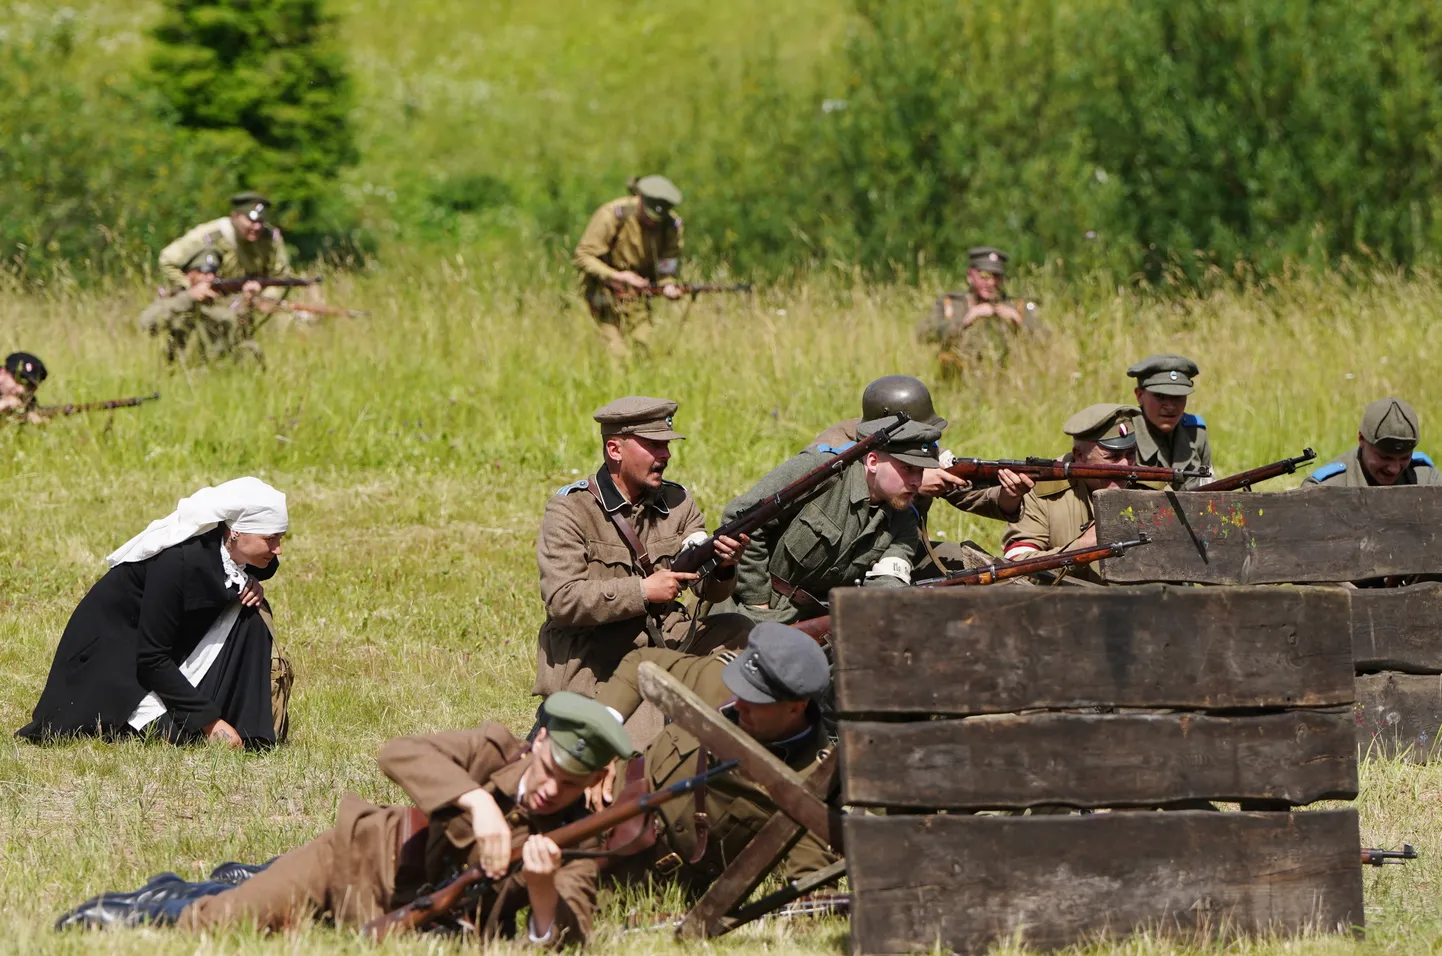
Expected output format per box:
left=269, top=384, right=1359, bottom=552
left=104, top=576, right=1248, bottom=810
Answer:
left=554, top=478, right=590, bottom=495
left=1182, top=413, right=1205, bottom=428
left=816, top=442, right=856, bottom=455
left=670, top=213, right=683, bottom=228
left=715, top=650, right=740, bottom=665
left=1308, top=462, right=1346, bottom=482
left=270, top=227, right=283, bottom=242
left=203, top=231, right=221, bottom=246
left=614, top=202, right=632, bottom=221
left=1034, top=479, right=1072, bottom=498
left=660, top=478, right=688, bottom=494
left=1414, top=452, right=1435, bottom=468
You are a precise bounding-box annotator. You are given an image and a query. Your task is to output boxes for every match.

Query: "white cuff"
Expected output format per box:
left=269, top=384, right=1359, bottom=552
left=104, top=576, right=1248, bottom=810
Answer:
left=865, top=556, right=912, bottom=584
left=528, top=913, right=555, bottom=945
left=682, top=530, right=709, bottom=549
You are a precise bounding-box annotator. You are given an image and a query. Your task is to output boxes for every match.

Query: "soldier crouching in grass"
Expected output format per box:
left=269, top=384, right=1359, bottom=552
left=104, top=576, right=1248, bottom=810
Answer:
left=588, top=623, right=836, bottom=892
left=56, top=693, right=632, bottom=947
left=0, top=351, right=50, bottom=424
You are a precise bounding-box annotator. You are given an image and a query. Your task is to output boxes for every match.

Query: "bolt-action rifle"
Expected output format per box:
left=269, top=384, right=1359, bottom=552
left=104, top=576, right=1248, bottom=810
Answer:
left=617, top=282, right=752, bottom=301
left=946, top=457, right=1207, bottom=487
left=362, top=760, right=740, bottom=940
left=1198, top=448, right=1316, bottom=492
left=792, top=535, right=1151, bottom=644
left=1361, top=845, right=1417, bottom=866
left=207, top=276, right=322, bottom=295
left=669, top=414, right=913, bottom=578
left=277, top=301, right=369, bottom=319
left=38, top=392, right=160, bottom=417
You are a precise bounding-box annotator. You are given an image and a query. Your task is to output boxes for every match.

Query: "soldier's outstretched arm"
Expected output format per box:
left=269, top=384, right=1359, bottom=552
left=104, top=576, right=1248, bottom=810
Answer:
left=572, top=205, right=622, bottom=282
left=593, top=647, right=695, bottom=721
left=376, top=725, right=513, bottom=813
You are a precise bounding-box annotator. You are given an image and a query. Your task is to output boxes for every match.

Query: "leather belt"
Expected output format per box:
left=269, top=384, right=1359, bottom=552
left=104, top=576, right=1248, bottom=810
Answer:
left=652, top=748, right=711, bottom=875
left=770, top=573, right=826, bottom=614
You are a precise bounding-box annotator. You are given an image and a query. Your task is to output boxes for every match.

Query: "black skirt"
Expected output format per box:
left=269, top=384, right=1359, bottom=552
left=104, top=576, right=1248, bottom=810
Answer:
left=139, top=606, right=277, bottom=748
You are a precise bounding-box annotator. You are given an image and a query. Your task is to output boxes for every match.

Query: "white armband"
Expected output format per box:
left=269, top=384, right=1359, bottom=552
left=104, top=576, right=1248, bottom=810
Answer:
left=937, top=448, right=956, bottom=468
left=682, top=530, right=708, bottom=549
left=864, top=555, right=912, bottom=584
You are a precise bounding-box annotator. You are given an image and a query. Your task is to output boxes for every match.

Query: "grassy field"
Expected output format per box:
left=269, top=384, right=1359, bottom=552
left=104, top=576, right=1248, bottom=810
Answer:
left=3, top=262, right=1442, bottom=953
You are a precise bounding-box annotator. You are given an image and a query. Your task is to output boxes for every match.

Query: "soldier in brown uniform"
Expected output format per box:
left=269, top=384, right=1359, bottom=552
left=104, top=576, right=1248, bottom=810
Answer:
left=591, top=622, right=835, bottom=890
left=56, top=693, right=633, bottom=945
left=1124, top=354, right=1213, bottom=488
left=0, top=352, right=49, bottom=425
left=1002, top=403, right=1139, bottom=583
left=917, top=247, right=1030, bottom=372
left=1304, top=397, right=1442, bottom=487
left=572, top=176, right=685, bottom=359
left=534, top=397, right=753, bottom=739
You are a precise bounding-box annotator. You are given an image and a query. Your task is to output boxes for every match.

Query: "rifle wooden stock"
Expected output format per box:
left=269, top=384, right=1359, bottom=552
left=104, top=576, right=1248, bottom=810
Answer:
left=792, top=536, right=1151, bottom=643
left=208, top=275, right=321, bottom=295
left=669, top=414, right=912, bottom=576
left=1199, top=448, right=1316, bottom=492
left=947, top=457, right=1204, bottom=486
left=362, top=759, right=739, bottom=941
left=38, top=392, right=160, bottom=416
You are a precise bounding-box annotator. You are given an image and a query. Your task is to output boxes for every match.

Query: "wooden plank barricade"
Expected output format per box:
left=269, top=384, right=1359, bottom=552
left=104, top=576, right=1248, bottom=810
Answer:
left=1095, top=488, right=1442, bottom=762
left=832, top=585, right=1364, bottom=956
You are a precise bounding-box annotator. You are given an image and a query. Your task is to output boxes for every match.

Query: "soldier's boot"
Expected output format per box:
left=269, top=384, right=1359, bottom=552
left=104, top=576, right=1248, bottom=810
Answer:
left=54, top=873, right=230, bottom=930
left=208, top=860, right=274, bottom=886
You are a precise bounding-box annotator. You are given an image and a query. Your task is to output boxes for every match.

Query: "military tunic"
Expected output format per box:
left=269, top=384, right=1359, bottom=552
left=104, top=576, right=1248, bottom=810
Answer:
left=181, top=724, right=598, bottom=945
left=571, top=197, right=683, bottom=357
left=1001, top=479, right=1102, bottom=582
left=594, top=648, right=834, bottom=888
left=1302, top=446, right=1442, bottom=487
left=1127, top=410, right=1212, bottom=489
left=712, top=453, right=921, bottom=625
left=534, top=468, right=750, bottom=703
left=157, top=217, right=293, bottom=300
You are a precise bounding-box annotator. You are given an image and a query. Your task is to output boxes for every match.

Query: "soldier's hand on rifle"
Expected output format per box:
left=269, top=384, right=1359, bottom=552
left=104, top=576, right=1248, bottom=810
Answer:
left=996, top=302, right=1024, bottom=327
left=661, top=282, right=683, bottom=300
left=611, top=270, right=650, bottom=292
left=960, top=303, right=995, bottom=329
left=521, top=835, right=563, bottom=941
left=241, top=279, right=263, bottom=297
left=585, top=761, right=618, bottom=811
left=995, top=468, right=1036, bottom=512
left=642, top=569, right=700, bottom=604
left=456, top=788, right=512, bottom=878
left=712, top=533, right=750, bottom=568
left=190, top=278, right=217, bottom=302
left=920, top=467, right=968, bottom=497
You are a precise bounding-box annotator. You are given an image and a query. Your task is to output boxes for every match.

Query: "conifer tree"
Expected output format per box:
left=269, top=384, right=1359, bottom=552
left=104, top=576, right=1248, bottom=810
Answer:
left=150, top=0, right=356, bottom=235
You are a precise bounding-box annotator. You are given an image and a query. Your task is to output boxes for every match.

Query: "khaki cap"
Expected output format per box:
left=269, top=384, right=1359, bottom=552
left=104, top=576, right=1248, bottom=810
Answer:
left=857, top=416, right=942, bottom=468
left=968, top=247, right=1008, bottom=275
left=1127, top=354, right=1199, bottom=396
left=230, top=191, right=271, bottom=223
left=594, top=396, right=685, bottom=441
left=541, top=692, right=635, bottom=775
left=1361, top=397, right=1420, bottom=453
left=184, top=249, right=222, bottom=274
left=634, top=175, right=683, bottom=206
left=1065, top=403, right=1140, bottom=451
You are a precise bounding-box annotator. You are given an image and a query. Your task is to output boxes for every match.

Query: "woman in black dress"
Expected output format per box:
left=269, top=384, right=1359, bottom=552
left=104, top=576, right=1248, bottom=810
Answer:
left=18, top=477, right=289, bottom=748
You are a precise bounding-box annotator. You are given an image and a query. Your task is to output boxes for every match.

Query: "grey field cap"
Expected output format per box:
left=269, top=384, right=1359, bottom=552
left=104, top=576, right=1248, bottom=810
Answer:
left=1064, top=403, right=1140, bottom=451
left=1361, top=397, right=1420, bottom=453
left=856, top=416, right=943, bottom=468
left=593, top=396, right=684, bottom=440
left=722, top=622, right=831, bottom=704
left=1127, top=354, right=1199, bottom=396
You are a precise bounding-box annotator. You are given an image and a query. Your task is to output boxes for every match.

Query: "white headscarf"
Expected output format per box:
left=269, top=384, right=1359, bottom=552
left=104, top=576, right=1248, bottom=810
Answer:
left=106, top=477, right=289, bottom=567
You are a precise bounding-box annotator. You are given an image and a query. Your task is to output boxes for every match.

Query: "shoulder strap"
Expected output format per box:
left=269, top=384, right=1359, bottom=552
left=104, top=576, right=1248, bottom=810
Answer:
left=586, top=481, right=656, bottom=576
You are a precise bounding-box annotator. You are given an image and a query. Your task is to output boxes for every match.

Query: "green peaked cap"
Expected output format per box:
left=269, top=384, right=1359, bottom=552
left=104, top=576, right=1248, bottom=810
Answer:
left=541, top=692, right=634, bottom=775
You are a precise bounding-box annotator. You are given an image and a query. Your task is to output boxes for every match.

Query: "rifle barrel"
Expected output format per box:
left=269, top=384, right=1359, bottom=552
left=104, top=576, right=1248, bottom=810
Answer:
left=1201, top=448, right=1317, bottom=492
left=948, top=457, right=1204, bottom=486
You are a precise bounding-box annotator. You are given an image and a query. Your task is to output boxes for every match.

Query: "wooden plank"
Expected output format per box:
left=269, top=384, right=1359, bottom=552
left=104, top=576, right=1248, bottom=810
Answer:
left=1094, top=486, right=1442, bottom=585
left=1355, top=672, right=1442, bottom=762
left=832, top=585, right=1354, bottom=715
left=637, top=662, right=837, bottom=843
left=840, top=710, right=1357, bottom=809
left=677, top=750, right=841, bottom=939
left=846, top=810, right=1363, bottom=956
left=1353, top=584, right=1442, bottom=673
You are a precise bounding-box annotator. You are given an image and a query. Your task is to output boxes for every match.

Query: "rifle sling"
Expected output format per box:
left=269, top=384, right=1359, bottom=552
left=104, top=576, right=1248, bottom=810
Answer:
left=770, top=574, right=826, bottom=616
left=586, top=480, right=670, bottom=645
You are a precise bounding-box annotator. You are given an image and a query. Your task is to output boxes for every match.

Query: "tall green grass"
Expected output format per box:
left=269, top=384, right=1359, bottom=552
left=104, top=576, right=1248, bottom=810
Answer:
left=1, top=266, right=1441, bottom=951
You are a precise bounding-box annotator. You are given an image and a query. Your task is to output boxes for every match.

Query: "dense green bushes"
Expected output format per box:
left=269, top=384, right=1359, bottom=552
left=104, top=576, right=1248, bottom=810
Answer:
left=685, top=0, right=1442, bottom=280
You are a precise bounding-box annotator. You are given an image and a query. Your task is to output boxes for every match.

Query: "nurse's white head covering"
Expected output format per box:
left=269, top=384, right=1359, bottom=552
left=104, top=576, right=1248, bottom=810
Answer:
left=106, top=477, right=288, bottom=567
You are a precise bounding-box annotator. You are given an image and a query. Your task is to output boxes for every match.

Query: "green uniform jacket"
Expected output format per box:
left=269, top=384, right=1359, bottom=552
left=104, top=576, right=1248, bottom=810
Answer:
left=1302, top=446, right=1442, bottom=487
left=594, top=648, right=834, bottom=883
left=571, top=197, right=682, bottom=310
left=157, top=217, right=293, bottom=300
left=1127, top=409, right=1212, bottom=489
left=714, top=452, right=921, bottom=624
